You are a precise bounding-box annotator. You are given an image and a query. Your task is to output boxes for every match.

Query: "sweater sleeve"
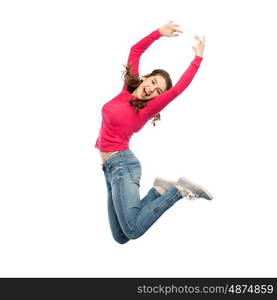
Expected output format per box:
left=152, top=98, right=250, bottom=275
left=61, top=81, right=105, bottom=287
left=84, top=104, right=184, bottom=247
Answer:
left=143, top=56, right=203, bottom=119
left=122, top=29, right=162, bottom=91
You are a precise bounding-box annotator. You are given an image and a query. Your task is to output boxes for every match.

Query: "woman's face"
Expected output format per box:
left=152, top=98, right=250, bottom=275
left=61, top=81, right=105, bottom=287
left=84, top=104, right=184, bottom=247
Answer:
left=132, top=74, right=167, bottom=100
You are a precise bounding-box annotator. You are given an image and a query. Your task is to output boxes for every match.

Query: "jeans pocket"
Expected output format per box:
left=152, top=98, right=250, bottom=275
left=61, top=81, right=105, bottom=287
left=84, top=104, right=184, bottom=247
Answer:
left=107, top=159, right=123, bottom=184
left=127, top=161, right=141, bottom=187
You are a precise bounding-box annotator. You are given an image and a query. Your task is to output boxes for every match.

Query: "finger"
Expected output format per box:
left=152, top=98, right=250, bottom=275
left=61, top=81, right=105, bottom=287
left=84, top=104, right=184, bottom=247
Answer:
left=171, top=24, right=181, bottom=29
left=173, top=25, right=183, bottom=33
left=195, top=35, right=203, bottom=44
left=169, top=22, right=178, bottom=27
left=199, top=35, right=205, bottom=43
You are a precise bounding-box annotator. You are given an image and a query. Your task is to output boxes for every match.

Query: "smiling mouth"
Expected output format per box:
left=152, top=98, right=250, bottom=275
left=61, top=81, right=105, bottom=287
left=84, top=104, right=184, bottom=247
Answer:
left=143, top=88, right=150, bottom=97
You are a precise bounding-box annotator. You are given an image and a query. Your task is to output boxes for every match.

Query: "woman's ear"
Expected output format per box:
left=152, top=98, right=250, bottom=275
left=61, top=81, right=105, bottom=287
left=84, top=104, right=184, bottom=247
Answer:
left=140, top=76, right=146, bottom=82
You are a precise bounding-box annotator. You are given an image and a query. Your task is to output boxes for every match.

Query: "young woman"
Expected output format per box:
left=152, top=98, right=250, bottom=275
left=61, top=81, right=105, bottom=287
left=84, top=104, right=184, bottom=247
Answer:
left=95, top=21, right=213, bottom=244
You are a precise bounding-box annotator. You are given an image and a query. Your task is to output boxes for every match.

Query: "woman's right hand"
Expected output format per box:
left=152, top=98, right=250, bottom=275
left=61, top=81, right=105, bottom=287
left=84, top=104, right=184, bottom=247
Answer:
left=158, top=21, right=183, bottom=37
left=192, top=35, right=206, bottom=57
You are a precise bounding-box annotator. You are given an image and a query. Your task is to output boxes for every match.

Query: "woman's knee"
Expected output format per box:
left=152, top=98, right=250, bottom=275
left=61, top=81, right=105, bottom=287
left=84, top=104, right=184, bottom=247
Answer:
left=123, top=226, right=142, bottom=240
left=112, top=233, right=130, bottom=244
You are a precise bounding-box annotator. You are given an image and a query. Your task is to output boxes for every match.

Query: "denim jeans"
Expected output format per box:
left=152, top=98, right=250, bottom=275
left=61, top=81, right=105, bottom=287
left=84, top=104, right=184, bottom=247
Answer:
left=101, top=149, right=183, bottom=244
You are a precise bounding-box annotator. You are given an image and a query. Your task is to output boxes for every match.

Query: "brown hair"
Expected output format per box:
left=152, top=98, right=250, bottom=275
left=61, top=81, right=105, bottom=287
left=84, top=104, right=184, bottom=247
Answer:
left=122, top=64, right=172, bottom=126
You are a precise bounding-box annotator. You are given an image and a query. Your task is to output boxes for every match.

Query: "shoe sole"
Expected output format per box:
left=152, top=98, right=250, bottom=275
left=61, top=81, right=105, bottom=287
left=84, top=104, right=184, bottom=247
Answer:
left=178, top=177, right=213, bottom=200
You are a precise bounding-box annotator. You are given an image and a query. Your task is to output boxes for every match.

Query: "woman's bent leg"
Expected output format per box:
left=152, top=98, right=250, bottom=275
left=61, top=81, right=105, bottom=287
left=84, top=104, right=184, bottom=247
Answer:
left=140, top=187, right=162, bottom=207
left=105, top=150, right=183, bottom=240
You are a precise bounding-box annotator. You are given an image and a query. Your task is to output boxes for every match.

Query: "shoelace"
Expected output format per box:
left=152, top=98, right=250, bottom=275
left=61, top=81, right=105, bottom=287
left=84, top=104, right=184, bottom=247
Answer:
left=185, top=191, right=199, bottom=201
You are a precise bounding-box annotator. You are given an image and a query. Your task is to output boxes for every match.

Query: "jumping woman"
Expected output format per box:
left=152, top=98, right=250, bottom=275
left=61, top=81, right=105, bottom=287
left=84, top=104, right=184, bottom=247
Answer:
left=95, top=21, right=213, bottom=244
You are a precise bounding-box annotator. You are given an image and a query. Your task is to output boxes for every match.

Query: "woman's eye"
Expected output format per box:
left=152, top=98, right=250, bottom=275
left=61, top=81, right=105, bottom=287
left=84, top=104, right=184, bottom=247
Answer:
left=152, top=80, right=155, bottom=84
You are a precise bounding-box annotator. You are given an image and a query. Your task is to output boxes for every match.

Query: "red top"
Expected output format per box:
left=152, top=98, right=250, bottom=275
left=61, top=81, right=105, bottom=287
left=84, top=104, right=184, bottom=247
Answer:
left=95, top=29, right=203, bottom=152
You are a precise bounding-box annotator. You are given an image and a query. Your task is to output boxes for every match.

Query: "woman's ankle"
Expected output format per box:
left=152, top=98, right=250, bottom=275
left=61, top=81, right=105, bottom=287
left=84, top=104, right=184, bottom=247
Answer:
left=174, top=184, right=188, bottom=197
left=153, top=185, right=166, bottom=195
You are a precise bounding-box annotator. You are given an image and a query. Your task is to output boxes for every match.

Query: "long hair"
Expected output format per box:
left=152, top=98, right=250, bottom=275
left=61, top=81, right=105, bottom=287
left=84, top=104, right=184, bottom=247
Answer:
left=122, top=64, right=172, bottom=126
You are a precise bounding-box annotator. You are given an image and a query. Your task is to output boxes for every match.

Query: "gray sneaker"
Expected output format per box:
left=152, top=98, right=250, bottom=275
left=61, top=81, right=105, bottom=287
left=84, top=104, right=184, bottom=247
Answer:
left=177, top=177, right=213, bottom=200
left=153, top=177, right=177, bottom=191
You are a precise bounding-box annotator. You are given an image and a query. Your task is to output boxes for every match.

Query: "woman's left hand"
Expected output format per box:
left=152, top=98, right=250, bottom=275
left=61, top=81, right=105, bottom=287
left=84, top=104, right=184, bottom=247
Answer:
left=192, top=35, right=206, bottom=57
left=158, top=21, right=183, bottom=37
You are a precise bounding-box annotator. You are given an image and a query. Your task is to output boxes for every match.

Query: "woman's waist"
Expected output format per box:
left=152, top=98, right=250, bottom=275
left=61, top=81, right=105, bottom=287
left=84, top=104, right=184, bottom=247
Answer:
left=99, top=149, right=136, bottom=164
left=99, top=151, right=120, bottom=163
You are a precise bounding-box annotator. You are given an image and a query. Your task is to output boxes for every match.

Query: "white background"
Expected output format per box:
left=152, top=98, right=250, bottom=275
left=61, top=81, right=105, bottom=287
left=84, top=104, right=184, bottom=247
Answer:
left=0, top=0, right=276, bottom=277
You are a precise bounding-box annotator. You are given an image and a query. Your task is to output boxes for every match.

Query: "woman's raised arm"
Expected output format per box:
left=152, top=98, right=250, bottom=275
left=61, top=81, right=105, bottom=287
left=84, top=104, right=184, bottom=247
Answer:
left=126, top=21, right=183, bottom=76
left=144, top=35, right=206, bottom=118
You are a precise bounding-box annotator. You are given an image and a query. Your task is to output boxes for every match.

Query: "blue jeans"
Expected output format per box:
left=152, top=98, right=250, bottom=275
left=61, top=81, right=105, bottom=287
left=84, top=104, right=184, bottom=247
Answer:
left=101, top=149, right=183, bottom=244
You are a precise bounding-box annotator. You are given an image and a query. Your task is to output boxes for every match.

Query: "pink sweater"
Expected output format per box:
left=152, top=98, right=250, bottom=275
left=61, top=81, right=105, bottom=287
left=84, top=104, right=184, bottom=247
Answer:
left=95, top=29, right=203, bottom=152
